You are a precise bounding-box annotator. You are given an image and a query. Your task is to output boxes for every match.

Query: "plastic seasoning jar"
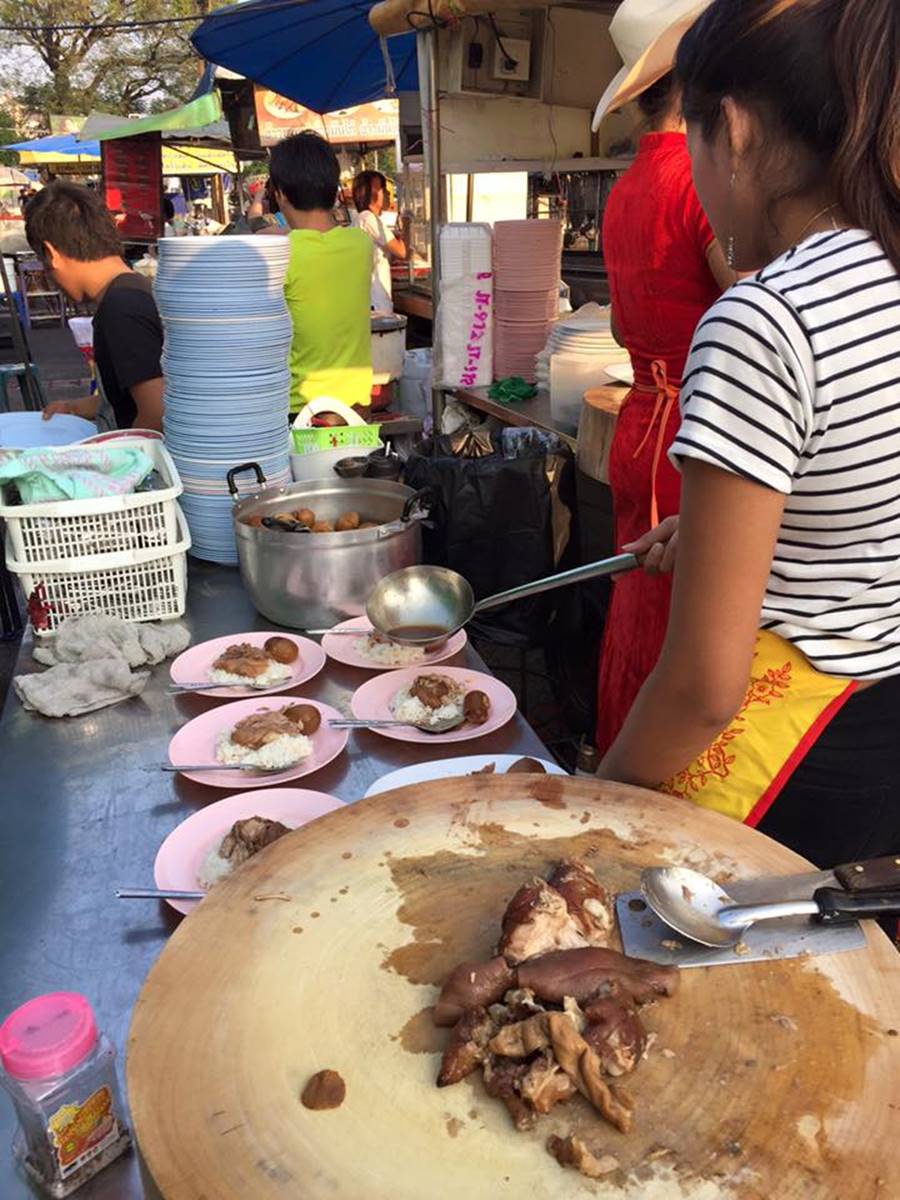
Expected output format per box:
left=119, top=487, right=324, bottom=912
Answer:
left=0, top=992, right=130, bottom=1197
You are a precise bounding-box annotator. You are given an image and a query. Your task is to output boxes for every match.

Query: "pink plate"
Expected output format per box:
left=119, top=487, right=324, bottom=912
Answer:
left=169, top=631, right=326, bottom=698
left=322, top=617, right=468, bottom=671
left=350, top=666, right=516, bottom=745
left=154, top=787, right=344, bottom=915
left=167, top=696, right=348, bottom=788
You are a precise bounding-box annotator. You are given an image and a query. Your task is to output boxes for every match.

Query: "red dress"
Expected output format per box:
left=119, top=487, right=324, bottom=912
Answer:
left=596, top=132, right=720, bottom=754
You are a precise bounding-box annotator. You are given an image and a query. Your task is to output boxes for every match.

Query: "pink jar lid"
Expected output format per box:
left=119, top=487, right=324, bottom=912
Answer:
left=0, top=993, right=98, bottom=1081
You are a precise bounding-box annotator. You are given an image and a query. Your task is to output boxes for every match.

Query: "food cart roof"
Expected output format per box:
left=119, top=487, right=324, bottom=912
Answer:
left=191, top=0, right=418, bottom=111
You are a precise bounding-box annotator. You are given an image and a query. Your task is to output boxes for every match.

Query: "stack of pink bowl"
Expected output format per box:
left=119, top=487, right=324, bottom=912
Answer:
left=493, top=220, right=562, bottom=382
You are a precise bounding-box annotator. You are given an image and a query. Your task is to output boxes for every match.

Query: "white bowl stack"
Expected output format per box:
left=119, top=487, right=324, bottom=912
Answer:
left=537, top=303, right=626, bottom=434
left=493, top=219, right=562, bottom=382
left=155, top=236, right=293, bottom=564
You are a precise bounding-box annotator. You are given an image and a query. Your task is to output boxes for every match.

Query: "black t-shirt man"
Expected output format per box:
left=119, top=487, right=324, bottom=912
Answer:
left=92, top=273, right=164, bottom=429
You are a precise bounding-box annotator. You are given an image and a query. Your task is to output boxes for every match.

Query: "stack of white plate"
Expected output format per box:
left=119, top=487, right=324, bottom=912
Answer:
left=493, top=220, right=562, bottom=382
left=156, top=237, right=293, bottom=564
left=535, top=302, right=624, bottom=390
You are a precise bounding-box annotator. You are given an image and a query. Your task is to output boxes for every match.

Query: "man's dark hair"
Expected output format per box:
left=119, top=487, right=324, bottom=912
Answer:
left=24, top=181, right=122, bottom=261
left=352, top=170, right=387, bottom=214
left=269, top=132, right=339, bottom=212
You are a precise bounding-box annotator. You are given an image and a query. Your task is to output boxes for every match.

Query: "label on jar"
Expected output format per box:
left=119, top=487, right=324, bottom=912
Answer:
left=47, top=1086, right=120, bottom=1180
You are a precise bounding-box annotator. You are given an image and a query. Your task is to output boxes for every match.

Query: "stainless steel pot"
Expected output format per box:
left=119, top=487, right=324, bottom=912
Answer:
left=228, top=463, right=429, bottom=629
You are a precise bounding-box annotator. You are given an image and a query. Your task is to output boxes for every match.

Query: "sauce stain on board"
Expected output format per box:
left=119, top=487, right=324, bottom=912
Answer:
left=379, top=817, right=880, bottom=1197
left=393, top=1007, right=445, bottom=1055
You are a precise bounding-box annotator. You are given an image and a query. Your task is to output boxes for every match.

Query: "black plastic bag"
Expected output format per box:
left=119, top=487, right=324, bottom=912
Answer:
left=403, top=429, right=574, bottom=647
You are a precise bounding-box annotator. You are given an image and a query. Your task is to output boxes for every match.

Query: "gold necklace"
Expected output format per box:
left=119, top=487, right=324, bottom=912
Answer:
left=796, top=203, right=841, bottom=243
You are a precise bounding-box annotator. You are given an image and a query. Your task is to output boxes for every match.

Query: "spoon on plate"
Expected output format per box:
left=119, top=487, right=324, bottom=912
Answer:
left=116, top=887, right=205, bottom=901
left=640, top=865, right=900, bottom=948
left=167, top=679, right=280, bottom=693
left=329, top=715, right=466, bottom=734
left=161, top=761, right=298, bottom=774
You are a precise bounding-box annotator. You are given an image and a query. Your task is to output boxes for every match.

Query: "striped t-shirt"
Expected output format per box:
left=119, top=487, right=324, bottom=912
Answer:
left=670, top=228, right=900, bottom=680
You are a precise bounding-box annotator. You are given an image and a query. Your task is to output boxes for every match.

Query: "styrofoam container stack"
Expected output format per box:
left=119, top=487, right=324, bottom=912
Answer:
left=155, top=236, right=293, bottom=564
left=437, top=223, right=494, bottom=389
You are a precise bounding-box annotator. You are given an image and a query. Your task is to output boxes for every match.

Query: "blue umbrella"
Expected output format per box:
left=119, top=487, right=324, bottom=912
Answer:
left=3, top=133, right=102, bottom=157
left=191, top=0, right=418, bottom=112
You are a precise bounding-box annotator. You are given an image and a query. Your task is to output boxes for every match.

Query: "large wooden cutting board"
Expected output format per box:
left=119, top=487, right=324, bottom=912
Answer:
left=128, top=777, right=900, bottom=1199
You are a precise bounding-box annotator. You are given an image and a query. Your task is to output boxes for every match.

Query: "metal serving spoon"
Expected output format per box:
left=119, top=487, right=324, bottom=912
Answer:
left=161, top=761, right=297, bottom=774
left=366, top=553, right=639, bottom=646
left=641, top=865, right=900, bottom=948
left=116, top=887, right=205, bottom=901
left=167, top=679, right=280, bottom=693
left=329, top=715, right=466, bottom=734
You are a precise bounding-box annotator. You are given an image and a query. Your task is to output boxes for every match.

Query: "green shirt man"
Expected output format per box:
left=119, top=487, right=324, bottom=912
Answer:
left=284, top=225, right=373, bottom=412
left=266, top=130, right=373, bottom=413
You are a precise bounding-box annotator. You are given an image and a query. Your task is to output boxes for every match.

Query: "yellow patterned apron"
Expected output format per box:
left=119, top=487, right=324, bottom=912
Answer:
left=660, top=631, right=857, bottom=825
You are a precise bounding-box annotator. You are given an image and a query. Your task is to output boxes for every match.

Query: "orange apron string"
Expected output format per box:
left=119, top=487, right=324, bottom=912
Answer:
left=631, top=359, right=681, bottom=528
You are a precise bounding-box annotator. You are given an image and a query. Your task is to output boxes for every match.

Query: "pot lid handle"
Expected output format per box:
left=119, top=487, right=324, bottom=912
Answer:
left=400, top=486, right=433, bottom=523
left=227, top=462, right=267, bottom=500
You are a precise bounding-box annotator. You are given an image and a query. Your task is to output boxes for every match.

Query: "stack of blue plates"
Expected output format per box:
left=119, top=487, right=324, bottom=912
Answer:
left=156, top=236, right=293, bottom=564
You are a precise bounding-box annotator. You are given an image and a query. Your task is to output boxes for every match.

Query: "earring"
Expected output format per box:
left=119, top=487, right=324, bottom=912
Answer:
left=726, top=170, right=737, bottom=269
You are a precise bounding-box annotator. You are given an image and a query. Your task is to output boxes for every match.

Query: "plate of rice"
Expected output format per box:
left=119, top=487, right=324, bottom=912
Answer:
left=321, top=617, right=467, bottom=671
left=350, top=667, right=517, bottom=745
left=154, top=788, right=344, bottom=915
left=170, top=631, right=326, bottom=698
left=364, top=754, right=566, bottom=797
left=167, top=696, right=348, bottom=789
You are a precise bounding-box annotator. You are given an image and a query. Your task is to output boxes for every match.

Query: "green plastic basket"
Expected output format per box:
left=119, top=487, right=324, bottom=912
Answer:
left=290, top=423, right=382, bottom=456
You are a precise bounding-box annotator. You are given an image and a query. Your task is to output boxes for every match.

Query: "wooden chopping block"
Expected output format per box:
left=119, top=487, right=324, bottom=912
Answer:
left=128, top=776, right=900, bottom=1199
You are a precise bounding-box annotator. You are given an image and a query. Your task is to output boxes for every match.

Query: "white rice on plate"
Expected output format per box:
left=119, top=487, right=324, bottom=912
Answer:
left=390, top=681, right=466, bottom=728
left=198, top=846, right=233, bottom=890
left=208, top=660, right=292, bottom=688
left=353, top=635, right=427, bottom=667
left=215, top=729, right=311, bottom=769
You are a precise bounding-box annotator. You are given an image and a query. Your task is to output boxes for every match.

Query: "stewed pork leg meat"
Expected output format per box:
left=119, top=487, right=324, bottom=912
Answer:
left=437, top=1007, right=496, bottom=1087
left=482, top=1057, right=536, bottom=1132
left=580, top=997, right=647, bottom=1077
left=518, top=947, right=678, bottom=1006
left=546, top=860, right=615, bottom=946
left=498, top=878, right=588, bottom=965
left=519, top=1050, right=577, bottom=1114
left=430, top=859, right=679, bottom=1167
left=433, top=956, right=516, bottom=1027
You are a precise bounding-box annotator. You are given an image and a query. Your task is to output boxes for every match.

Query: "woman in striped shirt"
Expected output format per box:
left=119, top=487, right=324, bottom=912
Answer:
left=598, top=0, right=900, bottom=868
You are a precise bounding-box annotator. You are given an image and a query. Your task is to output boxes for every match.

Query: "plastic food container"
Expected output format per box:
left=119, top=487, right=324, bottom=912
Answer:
left=0, top=993, right=130, bottom=1197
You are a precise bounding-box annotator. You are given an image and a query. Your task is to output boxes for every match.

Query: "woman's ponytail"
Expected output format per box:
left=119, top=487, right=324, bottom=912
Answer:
left=832, top=0, right=900, bottom=271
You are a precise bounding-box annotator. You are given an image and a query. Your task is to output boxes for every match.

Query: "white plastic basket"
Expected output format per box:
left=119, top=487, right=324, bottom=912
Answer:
left=0, top=435, right=182, bottom=566
left=5, top=507, right=191, bottom=635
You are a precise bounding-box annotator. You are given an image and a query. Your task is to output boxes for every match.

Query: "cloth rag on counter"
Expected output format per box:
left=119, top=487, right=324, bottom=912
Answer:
left=16, top=615, right=190, bottom=718
left=488, top=377, right=538, bottom=404
left=0, top=444, right=154, bottom=503
left=15, top=659, right=150, bottom=718
left=32, top=614, right=190, bottom=669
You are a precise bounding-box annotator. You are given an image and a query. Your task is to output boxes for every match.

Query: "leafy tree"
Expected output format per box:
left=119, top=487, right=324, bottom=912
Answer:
left=0, top=106, right=19, bottom=164
left=0, top=0, right=205, bottom=120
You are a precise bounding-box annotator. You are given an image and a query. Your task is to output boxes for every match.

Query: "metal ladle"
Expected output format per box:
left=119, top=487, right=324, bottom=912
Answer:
left=641, top=865, right=900, bottom=948
left=366, top=553, right=638, bottom=647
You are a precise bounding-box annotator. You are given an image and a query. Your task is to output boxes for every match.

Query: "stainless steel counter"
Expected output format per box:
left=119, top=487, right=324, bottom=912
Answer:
left=0, top=560, right=551, bottom=1199
left=453, top=386, right=578, bottom=449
